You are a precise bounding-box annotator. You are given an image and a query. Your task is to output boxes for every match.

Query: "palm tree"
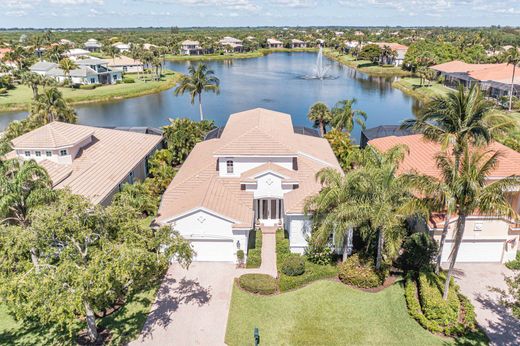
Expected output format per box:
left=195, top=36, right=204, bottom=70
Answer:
left=437, top=148, right=518, bottom=299
left=401, top=83, right=513, bottom=172
left=31, top=35, right=45, bottom=61
left=505, top=46, right=519, bottom=112
left=58, top=58, right=78, bottom=87
left=306, top=145, right=424, bottom=269
left=20, top=72, right=44, bottom=99
left=331, top=98, right=367, bottom=133
left=307, top=102, right=333, bottom=136
left=380, top=45, right=397, bottom=65
left=174, top=63, right=220, bottom=121
left=104, top=44, right=120, bottom=64
left=29, top=87, right=77, bottom=124
left=151, top=57, right=162, bottom=81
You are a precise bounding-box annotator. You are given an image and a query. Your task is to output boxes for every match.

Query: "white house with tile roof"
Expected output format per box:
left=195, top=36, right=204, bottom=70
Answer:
left=9, top=122, right=162, bottom=205
left=156, top=108, right=342, bottom=262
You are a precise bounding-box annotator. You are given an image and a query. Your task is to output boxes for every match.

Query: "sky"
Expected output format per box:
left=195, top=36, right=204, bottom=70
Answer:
left=1, top=0, right=520, bottom=28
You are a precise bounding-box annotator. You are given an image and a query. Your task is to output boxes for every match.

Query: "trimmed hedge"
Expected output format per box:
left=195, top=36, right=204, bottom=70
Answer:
left=337, top=254, right=383, bottom=288
left=281, top=254, right=305, bottom=276
left=246, top=229, right=262, bottom=268
left=276, top=229, right=337, bottom=291
left=418, top=272, right=459, bottom=329
left=238, top=274, right=277, bottom=295
left=123, top=77, right=135, bottom=84
left=404, top=274, right=443, bottom=333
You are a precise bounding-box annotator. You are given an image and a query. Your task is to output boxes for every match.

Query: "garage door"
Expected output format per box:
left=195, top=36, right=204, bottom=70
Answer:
left=441, top=240, right=504, bottom=263
left=190, top=239, right=235, bottom=262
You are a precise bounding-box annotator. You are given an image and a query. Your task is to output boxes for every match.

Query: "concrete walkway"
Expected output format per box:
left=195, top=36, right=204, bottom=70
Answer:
left=450, top=263, right=520, bottom=346
left=130, top=228, right=278, bottom=345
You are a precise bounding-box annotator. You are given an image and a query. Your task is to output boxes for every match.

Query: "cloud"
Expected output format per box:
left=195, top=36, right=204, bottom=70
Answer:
left=269, top=0, right=317, bottom=8
left=49, top=0, right=104, bottom=4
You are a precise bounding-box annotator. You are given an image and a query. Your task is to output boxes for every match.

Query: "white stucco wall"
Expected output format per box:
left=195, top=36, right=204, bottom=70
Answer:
left=285, top=214, right=312, bottom=254
left=217, top=157, right=293, bottom=177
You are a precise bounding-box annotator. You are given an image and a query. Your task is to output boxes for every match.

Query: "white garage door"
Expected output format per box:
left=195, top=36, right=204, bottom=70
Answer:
left=190, top=239, right=235, bottom=262
left=441, top=240, right=504, bottom=263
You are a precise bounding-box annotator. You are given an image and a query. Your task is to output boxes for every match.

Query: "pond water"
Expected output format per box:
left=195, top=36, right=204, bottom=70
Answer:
left=0, top=52, right=420, bottom=140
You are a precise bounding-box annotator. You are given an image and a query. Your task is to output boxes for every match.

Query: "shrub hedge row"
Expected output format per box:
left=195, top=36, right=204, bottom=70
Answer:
left=404, top=275, right=444, bottom=333
left=246, top=229, right=262, bottom=268
left=418, top=272, right=460, bottom=328
left=238, top=274, right=277, bottom=295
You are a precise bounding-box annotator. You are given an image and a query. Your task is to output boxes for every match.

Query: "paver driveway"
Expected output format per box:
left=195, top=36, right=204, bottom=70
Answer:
left=129, top=262, right=237, bottom=346
left=450, top=263, right=520, bottom=346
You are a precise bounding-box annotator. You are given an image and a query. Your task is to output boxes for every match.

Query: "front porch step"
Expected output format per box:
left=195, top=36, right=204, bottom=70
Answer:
left=260, top=226, right=278, bottom=234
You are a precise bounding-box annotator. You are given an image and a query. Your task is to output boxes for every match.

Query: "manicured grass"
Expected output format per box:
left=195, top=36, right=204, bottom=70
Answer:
left=323, top=49, right=413, bottom=77
left=0, top=70, right=181, bottom=112
left=392, top=77, right=452, bottom=102
left=225, top=280, right=449, bottom=345
left=165, top=48, right=317, bottom=62
left=0, top=283, right=159, bottom=345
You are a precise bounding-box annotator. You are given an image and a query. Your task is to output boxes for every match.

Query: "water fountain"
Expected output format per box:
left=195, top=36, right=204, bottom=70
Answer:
left=303, top=46, right=336, bottom=80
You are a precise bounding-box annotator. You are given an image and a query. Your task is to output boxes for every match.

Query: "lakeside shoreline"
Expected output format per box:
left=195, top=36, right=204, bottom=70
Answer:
left=164, top=47, right=318, bottom=61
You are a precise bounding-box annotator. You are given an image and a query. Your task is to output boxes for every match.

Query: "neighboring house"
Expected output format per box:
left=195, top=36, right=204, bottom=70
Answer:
left=9, top=122, right=162, bottom=205
left=360, top=125, right=414, bottom=148
left=335, top=31, right=344, bottom=36
left=59, top=39, right=74, bottom=47
left=0, top=47, right=13, bottom=60
left=374, top=42, right=408, bottom=66
left=290, top=39, right=306, bottom=48
left=344, top=40, right=360, bottom=50
left=219, top=36, right=243, bottom=53
left=143, top=43, right=158, bottom=50
left=155, top=108, right=342, bottom=262
left=112, top=42, right=131, bottom=52
left=30, top=59, right=122, bottom=85
left=107, top=56, right=144, bottom=73
left=369, top=134, right=520, bottom=263
left=64, top=48, right=91, bottom=59
left=84, top=38, right=102, bottom=52
left=267, top=38, right=283, bottom=49
left=180, top=40, right=203, bottom=55
left=354, top=31, right=365, bottom=36
left=430, top=61, right=520, bottom=99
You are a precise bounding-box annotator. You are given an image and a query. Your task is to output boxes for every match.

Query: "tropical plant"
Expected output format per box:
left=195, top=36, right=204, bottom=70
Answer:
left=396, top=232, right=438, bottom=272
left=380, top=45, right=397, bottom=65
left=29, top=87, right=78, bottom=124
left=331, top=98, right=367, bottom=133
left=20, top=72, right=44, bottom=99
left=174, top=63, right=220, bottom=120
left=58, top=58, right=78, bottom=87
left=505, top=46, right=519, bottom=112
left=307, top=102, right=332, bottom=136
left=323, top=128, right=356, bottom=171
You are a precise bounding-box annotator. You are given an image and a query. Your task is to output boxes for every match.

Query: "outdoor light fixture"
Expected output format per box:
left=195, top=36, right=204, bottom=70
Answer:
left=236, top=240, right=241, bottom=249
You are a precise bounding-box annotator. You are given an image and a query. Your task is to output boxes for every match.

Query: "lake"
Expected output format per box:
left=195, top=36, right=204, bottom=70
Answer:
left=0, top=52, right=419, bottom=140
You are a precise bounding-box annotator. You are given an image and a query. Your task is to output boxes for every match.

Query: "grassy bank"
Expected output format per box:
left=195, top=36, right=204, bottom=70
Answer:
left=165, top=47, right=318, bottom=61
left=392, top=77, right=451, bottom=102
left=0, top=70, right=181, bottom=113
left=323, top=49, right=413, bottom=77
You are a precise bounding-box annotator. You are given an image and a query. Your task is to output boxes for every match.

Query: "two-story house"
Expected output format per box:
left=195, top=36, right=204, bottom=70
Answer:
left=180, top=40, right=203, bottom=55
left=267, top=38, right=283, bottom=49
left=156, top=108, right=342, bottom=262
left=30, top=58, right=122, bottom=85
left=8, top=122, right=162, bottom=205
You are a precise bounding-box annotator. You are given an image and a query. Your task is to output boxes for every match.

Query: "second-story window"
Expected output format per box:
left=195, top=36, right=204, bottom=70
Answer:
left=35, top=151, right=41, bottom=157
left=59, top=149, right=68, bottom=156
left=46, top=151, right=52, bottom=157
left=226, top=160, right=234, bottom=174
left=24, top=151, right=30, bottom=157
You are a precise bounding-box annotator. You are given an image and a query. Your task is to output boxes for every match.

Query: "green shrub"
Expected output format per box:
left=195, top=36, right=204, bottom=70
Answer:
left=246, top=229, right=262, bottom=268
left=397, top=232, right=437, bottom=272
left=79, top=84, right=97, bottom=90
left=505, top=252, right=520, bottom=270
left=123, top=77, right=135, bottom=84
left=304, top=243, right=333, bottom=265
left=116, top=79, right=122, bottom=84
left=276, top=228, right=291, bottom=268
left=281, top=254, right=305, bottom=276
left=279, top=261, right=337, bottom=292
left=238, top=274, right=277, bottom=295
left=418, top=272, right=459, bottom=328
left=0, top=88, right=7, bottom=95
left=236, top=249, right=245, bottom=266
left=404, top=274, right=444, bottom=333
left=338, top=254, right=383, bottom=288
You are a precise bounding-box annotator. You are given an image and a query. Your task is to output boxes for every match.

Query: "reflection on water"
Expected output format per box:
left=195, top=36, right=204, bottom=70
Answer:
left=0, top=52, right=418, bottom=140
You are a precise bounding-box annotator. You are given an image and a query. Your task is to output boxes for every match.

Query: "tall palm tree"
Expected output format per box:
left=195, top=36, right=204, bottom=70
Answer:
left=58, top=58, right=78, bottom=87
left=380, top=45, right=397, bottom=65
left=307, top=102, right=332, bottom=136
left=20, top=72, right=44, bottom=99
left=437, top=148, right=517, bottom=299
left=29, top=87, right=77, bottom=124
left=505, top=46, right=519, bottom=112
left=306, top=145, right=424, bottom=269
left=174, top=63, right=220, bottom=121
left=401, top=83, right=513, bottom=172
left=331, top=98, right=367, bottom=133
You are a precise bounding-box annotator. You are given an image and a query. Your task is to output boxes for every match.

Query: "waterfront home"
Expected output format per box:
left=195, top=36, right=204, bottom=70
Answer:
left=267, top=38, right=283, bottom=49
left=290, top=39, right=306, bottom=48
left=84, top=38, right=102, bottom=52
left=30, top=58, right=122, bottom=85
left=107, top=56, right=144, bottom=73
left=180, top=40, right=203, bottom=55
left=112, top=42, right=131, bottom=53
left=219, top=36, right=243, bottom=53
left=354, top=31, right=365, bottom=36
left=431, top=61, right=519, bottom=99
left=8, top=122, right=162, bottom=205
left=64, top=48, right=91, bottom=59
left=374, top=42, right=408, bottom=66
left=369, top=134, right=520, bottom=263
left=335, top=31, right=344, bottom=36
left=155, top=108, right=341, bottom=262
left=360, top=125, right=414, bottom=148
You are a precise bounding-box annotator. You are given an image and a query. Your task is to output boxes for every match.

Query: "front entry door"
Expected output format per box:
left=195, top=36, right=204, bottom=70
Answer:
left=257, top=199, right=282, bottom=226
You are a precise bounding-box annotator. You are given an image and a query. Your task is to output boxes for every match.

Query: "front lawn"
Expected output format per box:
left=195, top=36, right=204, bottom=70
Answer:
left=225, top=280, right=448, bottom=345
left=0, top=283, right=159, bottom=345
left=392, top=77, right=452, bottom=102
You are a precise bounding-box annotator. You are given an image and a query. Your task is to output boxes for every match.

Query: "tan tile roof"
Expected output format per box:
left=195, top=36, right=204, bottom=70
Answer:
left=430, top=60, right=501, bottom=74
left=368, top=134, right=520, bottom=179
left=107, top=56, right=143, bottom=67
left=375, top=42, right=408, bottom=51
left=156, top=108, right=342, bottom=226
left=469, top=64, right=520, bottom=84
left=11, top=122, right=162, bottom=204
left=11, top=122, right=94, bottom=149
